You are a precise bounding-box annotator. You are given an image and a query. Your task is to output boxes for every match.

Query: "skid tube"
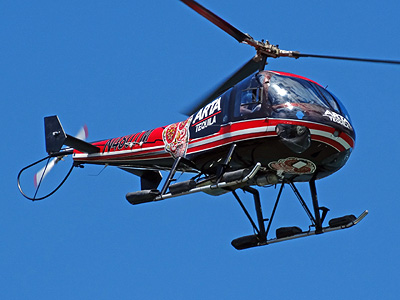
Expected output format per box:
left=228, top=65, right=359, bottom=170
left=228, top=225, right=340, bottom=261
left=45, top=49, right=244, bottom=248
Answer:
left=231, top=179, right=368, bottom=250
left=125, top=160, right=262, bottom=205
left=155, top=162, right=262, bottom=201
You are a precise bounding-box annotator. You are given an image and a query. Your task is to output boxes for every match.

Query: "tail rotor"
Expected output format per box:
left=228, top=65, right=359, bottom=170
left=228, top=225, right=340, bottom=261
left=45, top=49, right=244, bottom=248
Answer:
left=18, top=116, right=94, bottom=201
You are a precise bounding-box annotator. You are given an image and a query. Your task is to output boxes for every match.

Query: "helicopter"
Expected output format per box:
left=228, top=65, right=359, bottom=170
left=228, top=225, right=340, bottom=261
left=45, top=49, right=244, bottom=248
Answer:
left=18, top=0, right=400, bottom=250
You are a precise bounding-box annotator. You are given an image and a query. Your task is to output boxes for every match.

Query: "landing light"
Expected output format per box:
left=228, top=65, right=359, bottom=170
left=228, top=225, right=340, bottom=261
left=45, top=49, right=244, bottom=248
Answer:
left=276, top=124, right=311, bottom=153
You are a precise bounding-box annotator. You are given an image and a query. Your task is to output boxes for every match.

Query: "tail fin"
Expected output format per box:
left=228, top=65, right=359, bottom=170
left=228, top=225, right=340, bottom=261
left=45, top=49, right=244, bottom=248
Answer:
left=44, top=116, right=67, bottom=154
left=44, top=116, right=99, bottom=154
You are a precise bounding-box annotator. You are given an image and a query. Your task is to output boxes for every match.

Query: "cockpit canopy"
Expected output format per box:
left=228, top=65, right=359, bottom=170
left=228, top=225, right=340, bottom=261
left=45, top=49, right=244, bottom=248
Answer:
left=228, top=71, right=353, bottom=131
left=190, top=71, right=354, bottom=138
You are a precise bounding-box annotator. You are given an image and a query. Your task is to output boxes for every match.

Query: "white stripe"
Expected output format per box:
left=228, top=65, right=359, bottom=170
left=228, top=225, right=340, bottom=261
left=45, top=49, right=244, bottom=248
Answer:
left=310, top=129, right=351, bottom=150
left=73, top=145, right=165, bottom=159
left=189, top=125, right=276, bottom=149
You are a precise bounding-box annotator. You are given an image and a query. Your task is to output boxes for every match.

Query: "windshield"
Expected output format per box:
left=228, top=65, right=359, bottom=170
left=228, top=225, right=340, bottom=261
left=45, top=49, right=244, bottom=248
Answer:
left=267, top=73, right=352, bottom=126
left=268, top=74, right=331, bottom=109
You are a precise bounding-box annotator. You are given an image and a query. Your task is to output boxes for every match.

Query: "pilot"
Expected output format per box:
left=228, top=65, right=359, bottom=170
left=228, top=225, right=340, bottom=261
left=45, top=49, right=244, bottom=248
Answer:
left=239, top=89, right=261, bottom=116
left=239, top=73, right=271, bottom=116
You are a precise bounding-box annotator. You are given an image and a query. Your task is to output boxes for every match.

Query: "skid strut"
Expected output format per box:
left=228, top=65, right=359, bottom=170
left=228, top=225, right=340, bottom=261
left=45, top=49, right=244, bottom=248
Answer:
left=231, top=180, right=368, bottom=250
left=243, top=186, right=267, bottom=242
left=310, top=179, right=322, bottom=233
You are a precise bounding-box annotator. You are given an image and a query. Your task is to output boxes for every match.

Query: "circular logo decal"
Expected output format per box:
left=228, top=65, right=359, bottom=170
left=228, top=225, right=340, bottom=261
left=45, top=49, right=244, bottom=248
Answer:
left=269, top=157, right=316, bottom=174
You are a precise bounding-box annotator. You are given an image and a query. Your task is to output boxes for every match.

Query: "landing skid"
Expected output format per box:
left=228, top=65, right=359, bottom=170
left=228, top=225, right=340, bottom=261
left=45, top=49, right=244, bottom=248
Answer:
left=232, top=210, right=368, bottom=250
left=231, top=179, right=368, bottom=250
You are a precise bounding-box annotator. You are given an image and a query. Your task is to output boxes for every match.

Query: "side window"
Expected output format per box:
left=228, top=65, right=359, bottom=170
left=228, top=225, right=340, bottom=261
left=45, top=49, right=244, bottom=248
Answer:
left=233, top=75, right=265, bottom=119
left=238, top=88, right=261, bottom=116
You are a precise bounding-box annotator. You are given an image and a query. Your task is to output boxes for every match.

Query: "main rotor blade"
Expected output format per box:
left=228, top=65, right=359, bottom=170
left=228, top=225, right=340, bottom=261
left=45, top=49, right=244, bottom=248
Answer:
left=180, top=0, right=255, bottom=46
left=294, top=53, right=400, bottom=65
left=183, top=56, right=261, bottom=116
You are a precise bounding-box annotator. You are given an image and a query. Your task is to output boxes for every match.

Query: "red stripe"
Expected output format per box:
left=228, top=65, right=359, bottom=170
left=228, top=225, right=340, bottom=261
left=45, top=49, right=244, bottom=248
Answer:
left=188, top=131, right=276, bottom=154
left=75, top=152, right=170, bottom=162
left=188, top=118, right=354, bottom=154
left=339, top=131, right=355, bottom=148
left=311, top=135, right=345, bottom=152
left=270, top=71, right=323, bottom=87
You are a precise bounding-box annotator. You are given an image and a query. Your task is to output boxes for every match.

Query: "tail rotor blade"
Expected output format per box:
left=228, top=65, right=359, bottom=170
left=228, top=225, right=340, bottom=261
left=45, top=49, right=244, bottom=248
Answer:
left=34, top=157, right=60, bottom=188
left=74, top=124, right=89, bottom=141
left=33, top=125, right=88, bottom=188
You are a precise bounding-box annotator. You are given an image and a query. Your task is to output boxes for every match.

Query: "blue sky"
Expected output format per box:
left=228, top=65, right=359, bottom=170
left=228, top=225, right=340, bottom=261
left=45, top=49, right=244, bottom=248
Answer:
left=2, top=0, right=400, bottom=299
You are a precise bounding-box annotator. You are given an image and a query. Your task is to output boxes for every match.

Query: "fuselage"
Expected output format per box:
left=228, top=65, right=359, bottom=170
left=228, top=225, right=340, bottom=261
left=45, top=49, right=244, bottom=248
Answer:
left=73, top=71, right=355, bottom=182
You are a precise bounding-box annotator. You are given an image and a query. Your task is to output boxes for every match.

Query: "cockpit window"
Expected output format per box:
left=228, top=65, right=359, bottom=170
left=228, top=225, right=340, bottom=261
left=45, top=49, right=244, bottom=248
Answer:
left=268, top=74, right=331, bottom=109
left=233, top=74, right=265, bottom=119
left=267, top=73, right=352, bottom=120
left=264, top=73, right=354, bottom=130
